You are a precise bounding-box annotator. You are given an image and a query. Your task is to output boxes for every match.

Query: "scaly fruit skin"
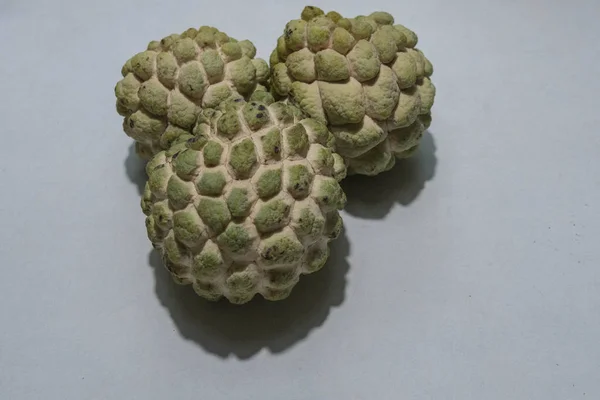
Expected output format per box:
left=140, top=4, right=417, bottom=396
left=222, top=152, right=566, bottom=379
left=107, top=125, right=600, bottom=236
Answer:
left=270, top=6, right=436, bottom=176
left=141, top=99, right=347, bottom=304
left=115, top=26, right=271, bottom=160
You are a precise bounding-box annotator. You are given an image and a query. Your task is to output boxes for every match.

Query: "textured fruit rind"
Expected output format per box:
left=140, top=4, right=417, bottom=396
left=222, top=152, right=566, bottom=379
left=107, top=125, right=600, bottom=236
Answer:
left=115, top=26, right=270, bottom=160
left=270, top=6, right=437, bottom=175
left=142, top=100, right=347, bottom=304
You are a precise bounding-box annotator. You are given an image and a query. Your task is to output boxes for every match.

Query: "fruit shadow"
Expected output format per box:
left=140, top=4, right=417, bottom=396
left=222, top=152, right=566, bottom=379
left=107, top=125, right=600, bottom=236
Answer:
left=341, top=130, right=438, bottom=219
left=124, top=142, right=147, bottom=195
left=149, top=227, right=351, bottom=360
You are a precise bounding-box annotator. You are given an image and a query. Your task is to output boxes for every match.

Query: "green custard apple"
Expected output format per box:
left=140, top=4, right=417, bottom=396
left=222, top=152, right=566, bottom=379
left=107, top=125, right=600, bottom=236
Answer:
left=270, top=6, right=436, bottom=176
left=141, top=98, right=347, bottom=304
left=115, top=26, right=270, bottom=160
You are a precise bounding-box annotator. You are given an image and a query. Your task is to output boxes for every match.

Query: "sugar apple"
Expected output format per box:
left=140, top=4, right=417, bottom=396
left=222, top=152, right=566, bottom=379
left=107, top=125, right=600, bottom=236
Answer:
left=141, top=98, right=347, bottom=304
left=269, top=6, right=436, bottom=176
left=115, top=26, right=270, bottom=160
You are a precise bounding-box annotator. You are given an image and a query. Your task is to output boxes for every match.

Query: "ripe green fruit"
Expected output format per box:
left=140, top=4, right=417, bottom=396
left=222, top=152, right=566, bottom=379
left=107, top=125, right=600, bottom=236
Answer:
left=270, top=6, right=436, bottom=176
left=141, top=100, right=347, bottom=304
left=115, top=26, right=270, bottom=159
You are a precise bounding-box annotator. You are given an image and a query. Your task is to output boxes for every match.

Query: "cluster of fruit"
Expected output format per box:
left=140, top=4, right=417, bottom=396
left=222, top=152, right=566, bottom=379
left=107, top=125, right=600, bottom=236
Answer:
left=114, top=5, right=436, bottom=304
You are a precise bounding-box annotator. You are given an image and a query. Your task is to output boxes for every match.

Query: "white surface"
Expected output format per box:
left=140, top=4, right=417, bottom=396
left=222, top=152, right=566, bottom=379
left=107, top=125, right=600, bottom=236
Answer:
left=1, top=0, right=599, bottom=398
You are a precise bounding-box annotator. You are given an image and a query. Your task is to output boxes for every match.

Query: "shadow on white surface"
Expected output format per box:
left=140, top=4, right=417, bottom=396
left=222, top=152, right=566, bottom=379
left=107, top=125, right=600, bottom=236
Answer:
left=341, top=130, right=437, bottom=219
left=125, top=143, right=147, bottom=195
left=148, top=228, right=350, bottom=359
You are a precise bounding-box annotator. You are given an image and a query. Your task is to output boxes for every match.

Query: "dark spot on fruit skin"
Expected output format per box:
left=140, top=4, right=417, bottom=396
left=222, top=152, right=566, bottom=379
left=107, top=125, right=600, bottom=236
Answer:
left=323, top=196, right=328, bottom=203
left=234, top=98, right=242, bottom=102
left=251, top=102, right=256, bottom=106
left=172, top=151, right=181, bottom=159
left=264, top=248, right=274, bottom=260
left=256, top=113, right=264, bottom=118
left=274, top=146, right=280, bottom=154
left=154, top=164, right=166, bottom=170
left=294, top=183, right=300, bottom=190
left=129, top=119, right=135, bottom=128
left=187, top=137, right=197, bottom=143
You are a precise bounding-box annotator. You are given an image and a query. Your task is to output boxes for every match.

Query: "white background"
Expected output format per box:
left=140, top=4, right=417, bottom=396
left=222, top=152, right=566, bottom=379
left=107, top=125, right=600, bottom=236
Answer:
left=1, top=0, right=599, bottom=398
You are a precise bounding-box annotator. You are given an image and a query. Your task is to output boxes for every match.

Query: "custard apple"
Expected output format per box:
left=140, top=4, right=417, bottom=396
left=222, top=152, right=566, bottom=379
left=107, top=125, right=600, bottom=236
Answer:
left=141, top=98, right=347, bottom=304
left=115, top=26, right=270, bottom=160
left=269, top=6, right=436, bottom=176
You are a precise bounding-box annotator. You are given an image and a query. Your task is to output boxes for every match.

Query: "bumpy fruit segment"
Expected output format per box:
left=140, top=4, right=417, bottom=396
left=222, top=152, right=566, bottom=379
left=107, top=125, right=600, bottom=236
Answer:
left=270, top=6, right=436, bottom=175
left=141, top=100, right=347, bottom=304
left=116, top=26, right=271, bottom=160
